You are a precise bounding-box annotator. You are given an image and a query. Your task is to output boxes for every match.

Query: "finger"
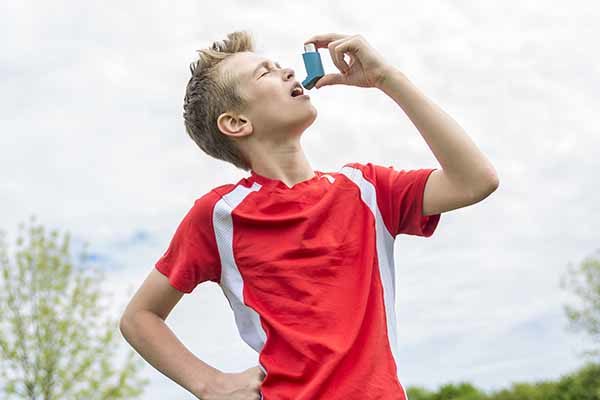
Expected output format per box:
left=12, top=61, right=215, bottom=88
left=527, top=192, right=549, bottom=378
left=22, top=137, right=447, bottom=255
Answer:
left=303, top=33, right=349, bottom=48
left=328, top=37, right=350, bottom=73
left=315, top=73, right=345, bottom=88
left=335, top=37, right=359, bottom=73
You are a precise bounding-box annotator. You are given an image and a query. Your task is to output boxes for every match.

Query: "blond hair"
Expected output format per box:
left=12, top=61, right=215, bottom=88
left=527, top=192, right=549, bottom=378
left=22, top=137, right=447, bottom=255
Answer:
left=183, top=31, right=255, bottom=171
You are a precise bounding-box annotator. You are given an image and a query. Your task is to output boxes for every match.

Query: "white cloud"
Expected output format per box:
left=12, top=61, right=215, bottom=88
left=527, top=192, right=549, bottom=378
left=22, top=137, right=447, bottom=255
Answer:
left=1, top=0, right=599, bottom=397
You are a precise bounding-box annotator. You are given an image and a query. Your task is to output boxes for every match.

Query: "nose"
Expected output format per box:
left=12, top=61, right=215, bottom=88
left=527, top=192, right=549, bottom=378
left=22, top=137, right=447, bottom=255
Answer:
left=283, top=67, right=295, bottom=80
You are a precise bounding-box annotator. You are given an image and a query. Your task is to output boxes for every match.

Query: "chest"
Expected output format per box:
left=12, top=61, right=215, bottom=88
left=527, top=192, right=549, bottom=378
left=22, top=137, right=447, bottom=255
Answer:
left=230, top=188, right=374, bottom=283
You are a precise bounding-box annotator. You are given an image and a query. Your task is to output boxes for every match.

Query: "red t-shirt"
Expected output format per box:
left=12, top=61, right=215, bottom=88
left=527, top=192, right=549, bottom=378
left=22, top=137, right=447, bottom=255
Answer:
left=155, top=161, right=441, bottom=400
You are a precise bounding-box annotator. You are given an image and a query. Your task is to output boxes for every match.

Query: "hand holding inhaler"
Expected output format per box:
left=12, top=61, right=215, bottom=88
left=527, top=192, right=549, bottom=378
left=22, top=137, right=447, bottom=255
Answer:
left=302, top=33, right=390, bottom=90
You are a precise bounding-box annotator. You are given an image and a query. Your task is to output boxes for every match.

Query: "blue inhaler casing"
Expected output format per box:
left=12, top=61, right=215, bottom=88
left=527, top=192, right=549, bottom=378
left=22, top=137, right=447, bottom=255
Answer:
left=301, top=43, right=325, bottom=90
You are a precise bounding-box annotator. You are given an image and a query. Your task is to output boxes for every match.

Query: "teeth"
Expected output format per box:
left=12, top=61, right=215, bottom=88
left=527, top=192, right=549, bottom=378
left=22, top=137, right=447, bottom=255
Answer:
left=292, top=87, right=303, bottom=97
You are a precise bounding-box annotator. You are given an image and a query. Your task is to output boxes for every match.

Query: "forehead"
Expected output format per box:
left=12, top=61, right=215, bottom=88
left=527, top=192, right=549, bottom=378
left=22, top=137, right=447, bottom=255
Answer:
left=223, top=51, right=271, bottom=80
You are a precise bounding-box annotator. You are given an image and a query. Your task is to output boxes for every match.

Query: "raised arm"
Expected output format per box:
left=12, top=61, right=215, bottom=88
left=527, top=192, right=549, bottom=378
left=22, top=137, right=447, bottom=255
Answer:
left=301, top=33, right=500, bottom=216
left=375, top=67, right=499, bottom=216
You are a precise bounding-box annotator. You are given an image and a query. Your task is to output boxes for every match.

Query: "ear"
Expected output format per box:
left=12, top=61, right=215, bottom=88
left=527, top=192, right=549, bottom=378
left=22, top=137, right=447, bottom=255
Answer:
left=217, top=112, right=253, bottom=139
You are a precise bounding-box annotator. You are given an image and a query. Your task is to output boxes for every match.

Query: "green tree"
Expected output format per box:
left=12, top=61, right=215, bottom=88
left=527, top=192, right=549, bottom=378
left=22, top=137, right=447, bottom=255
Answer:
left=406, top=385, right=436, bottom=400
left=486, top=362, right=600, bottom=400
left=560, top=251, right=600, bottom=359
left=406, top=382, right=489, bottom=400
left=431, top=382, right=488, bottom=400
left=487, top=381, right=558, bottom=400
left=553, top=361, right=600, bottom=400
left=0, top=215, right=149, bottom=399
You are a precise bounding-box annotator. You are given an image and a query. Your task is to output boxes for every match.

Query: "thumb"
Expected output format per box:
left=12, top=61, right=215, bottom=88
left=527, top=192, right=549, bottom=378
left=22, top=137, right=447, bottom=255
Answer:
left=315, top=73, right=345, bottom=88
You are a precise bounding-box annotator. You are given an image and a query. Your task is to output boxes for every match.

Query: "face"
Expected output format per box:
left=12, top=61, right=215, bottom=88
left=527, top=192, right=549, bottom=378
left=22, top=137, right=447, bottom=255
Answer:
left=217, top=51, right=317, bottom=142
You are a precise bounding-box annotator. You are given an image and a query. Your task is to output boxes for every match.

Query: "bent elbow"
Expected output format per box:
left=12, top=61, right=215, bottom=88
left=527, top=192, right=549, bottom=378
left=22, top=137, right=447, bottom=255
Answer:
left=119, top=312, right=134, bottom=336
left=474, top=173, right=499, bottom=202
left=119, top=316, right=128, bottom=335
left=488, top=173, right=500, bottom=193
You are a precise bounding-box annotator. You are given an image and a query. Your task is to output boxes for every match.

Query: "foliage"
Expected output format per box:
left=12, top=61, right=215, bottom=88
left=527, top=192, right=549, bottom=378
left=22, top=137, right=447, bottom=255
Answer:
left=405, top=362, right=600, bottom=400
left=406, top=382, right=487, bottom=400
left=560, top=252, right=600, bottom=359
left=0, top=215, right=149, bottom=399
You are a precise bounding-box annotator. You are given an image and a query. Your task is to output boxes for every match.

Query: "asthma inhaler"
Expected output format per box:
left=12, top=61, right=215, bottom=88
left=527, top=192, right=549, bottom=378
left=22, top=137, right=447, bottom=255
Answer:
left=301, top=43, right=325, bottom=90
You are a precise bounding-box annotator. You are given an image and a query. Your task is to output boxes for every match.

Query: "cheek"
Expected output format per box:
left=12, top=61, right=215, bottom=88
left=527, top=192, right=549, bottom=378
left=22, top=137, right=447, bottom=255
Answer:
left=249, top=85, right=293, bottom=119
left=261, top=92, right=290, bottom=110
left=257, top=81, right=286, bottom=99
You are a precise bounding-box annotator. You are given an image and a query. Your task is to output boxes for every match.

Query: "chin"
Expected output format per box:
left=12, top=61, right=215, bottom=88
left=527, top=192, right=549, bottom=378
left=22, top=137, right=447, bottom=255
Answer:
left=308, top=107, right=317, bottom=124
left=301, top=106, right=317, bottom=125
left=287, top=110, right=317, bottom=136
left=300, top=112, right=317, bottom=134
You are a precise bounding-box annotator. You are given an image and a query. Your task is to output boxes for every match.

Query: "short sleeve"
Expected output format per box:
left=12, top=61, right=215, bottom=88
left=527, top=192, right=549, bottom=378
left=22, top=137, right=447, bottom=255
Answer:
left=155, top=191, right=222, bottom=293
left=349, top=162, right=441, bottom=238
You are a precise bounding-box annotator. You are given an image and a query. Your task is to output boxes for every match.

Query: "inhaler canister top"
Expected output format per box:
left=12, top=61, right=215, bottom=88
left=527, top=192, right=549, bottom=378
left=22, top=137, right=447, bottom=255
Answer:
left=304, top=43, right=316, bottom=53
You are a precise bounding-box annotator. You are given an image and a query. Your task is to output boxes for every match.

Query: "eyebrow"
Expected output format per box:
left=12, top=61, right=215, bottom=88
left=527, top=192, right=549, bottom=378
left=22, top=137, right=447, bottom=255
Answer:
left=252, top=59, right=282, bottom=78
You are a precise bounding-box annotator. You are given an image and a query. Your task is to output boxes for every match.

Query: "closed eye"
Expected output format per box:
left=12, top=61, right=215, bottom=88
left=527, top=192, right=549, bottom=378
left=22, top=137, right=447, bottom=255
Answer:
left=259, top=62, right=282, bottom=78
left=261, top=68, right=278, bottom=77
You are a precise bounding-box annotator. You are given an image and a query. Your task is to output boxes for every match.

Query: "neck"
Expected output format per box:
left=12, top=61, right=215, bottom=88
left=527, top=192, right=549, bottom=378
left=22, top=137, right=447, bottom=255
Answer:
left=249, top=144, right=315, bottom=187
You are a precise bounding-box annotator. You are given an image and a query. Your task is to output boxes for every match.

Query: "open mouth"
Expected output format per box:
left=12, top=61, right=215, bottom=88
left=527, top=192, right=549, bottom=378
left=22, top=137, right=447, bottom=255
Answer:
left=290, top=85, right=304, bottom=98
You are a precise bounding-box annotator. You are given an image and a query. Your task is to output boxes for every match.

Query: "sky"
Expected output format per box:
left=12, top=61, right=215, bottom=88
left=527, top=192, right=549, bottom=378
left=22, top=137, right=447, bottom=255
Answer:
left=1, top=0, right=599, bottom=398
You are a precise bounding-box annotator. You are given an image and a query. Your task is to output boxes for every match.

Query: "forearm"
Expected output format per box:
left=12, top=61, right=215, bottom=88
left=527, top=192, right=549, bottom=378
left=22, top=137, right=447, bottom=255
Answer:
left=120, top=310, right=222, bottom=399
left=376, top=66, right=498, bottom=191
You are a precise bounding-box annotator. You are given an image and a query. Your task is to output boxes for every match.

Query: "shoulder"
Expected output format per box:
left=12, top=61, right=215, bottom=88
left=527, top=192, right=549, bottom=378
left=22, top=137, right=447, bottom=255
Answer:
left=340, top=161, right=381, bottom=179
left=342, top=161, right=385, bottom=172
left=187, top=188, right=226, bottom=223
left=195, top=183, right=237, bottom=204
left=190, top=181, right=246, bottom=216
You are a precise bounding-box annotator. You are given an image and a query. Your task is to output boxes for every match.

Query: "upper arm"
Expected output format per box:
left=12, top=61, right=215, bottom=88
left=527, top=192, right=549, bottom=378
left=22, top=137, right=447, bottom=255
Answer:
left=347, top=161, right=441, bottom=237
left=422, top=169, right=490, bottom=216
left=121, top=268, right=185, bottom=322
left=152, top=194, right=223, bottom=293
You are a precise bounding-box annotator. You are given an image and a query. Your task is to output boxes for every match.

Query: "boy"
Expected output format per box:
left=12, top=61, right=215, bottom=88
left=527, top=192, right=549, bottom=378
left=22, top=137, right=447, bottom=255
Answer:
left=119, top=31, right=499, bottom=400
